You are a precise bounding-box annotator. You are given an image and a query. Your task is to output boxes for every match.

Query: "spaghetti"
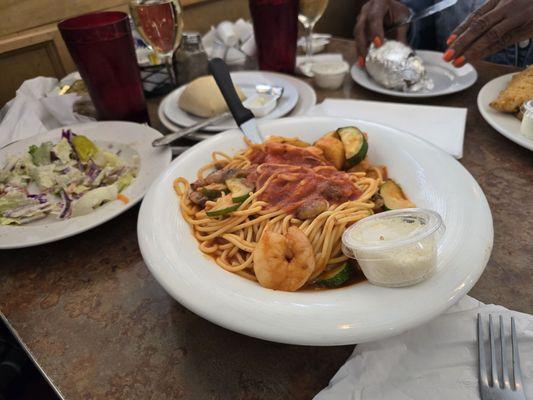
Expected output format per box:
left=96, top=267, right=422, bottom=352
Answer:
left=174, top=131, right=392, bottom=291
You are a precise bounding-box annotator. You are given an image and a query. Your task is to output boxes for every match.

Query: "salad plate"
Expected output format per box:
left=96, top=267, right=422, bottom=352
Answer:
left=0, top=121, right=171, bottom=249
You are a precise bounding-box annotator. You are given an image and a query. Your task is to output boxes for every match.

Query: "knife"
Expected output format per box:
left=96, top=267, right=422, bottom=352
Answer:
left=208, top=58, right=264, bottom=144
left=388, top=0, right=457, bottom=30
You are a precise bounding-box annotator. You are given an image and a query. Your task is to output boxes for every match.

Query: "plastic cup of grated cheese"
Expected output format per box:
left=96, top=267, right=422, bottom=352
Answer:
left=342, top=208, right=445, bottom=288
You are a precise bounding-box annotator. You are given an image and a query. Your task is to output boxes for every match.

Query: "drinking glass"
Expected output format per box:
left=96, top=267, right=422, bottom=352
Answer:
left=298, top=0, right=329, bottom=64
left=130, top=0, right=184, bottom=86
left=58, top=11, right=149, bottom=123
left=249, top=0, right=299, bottom=74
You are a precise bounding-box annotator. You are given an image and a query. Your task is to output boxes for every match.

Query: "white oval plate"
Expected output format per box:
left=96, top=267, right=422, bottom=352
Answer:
left=0, top=121, right=171, bottom=249
left=138, top=117, right=493, bottom=345
left=477, top=73, right=533, bottom=151
left=351, top=50, right=478, bottom=98
left=158, top=72, right=317, bottom=141
left=163, top=71, right=299, bottom=131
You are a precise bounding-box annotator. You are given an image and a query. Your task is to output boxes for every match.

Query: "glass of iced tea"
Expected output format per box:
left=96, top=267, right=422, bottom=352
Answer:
left=58, top=11, right=149, bottom=123
left=249, top=0, right=299, bottom=74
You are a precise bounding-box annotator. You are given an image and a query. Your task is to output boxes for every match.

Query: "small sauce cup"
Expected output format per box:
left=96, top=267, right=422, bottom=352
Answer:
left=342, top=208, right=445, bottom=287
left=311, top=60, right=349, bottom=90
left=243, top=93, right=277, bottom=117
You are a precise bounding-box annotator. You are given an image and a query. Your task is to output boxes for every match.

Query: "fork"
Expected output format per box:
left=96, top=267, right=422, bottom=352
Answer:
left=478, top=313, right=526, bottom=400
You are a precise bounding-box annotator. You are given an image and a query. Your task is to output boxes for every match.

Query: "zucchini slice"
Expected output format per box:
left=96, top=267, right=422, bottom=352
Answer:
left=316, top=263, right=353, bottom=288
left=337, top=126, right=368, bottom=166
left=225, top=178, right=254, bottom=203
left=206, top=194, right=240, bottom=217
left=200, top=183, right=227, bottom=200
left=380, top=179, right=415, bottom=210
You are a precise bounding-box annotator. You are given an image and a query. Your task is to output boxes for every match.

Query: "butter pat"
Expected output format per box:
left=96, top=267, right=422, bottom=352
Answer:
left=342, top=209, right=445, bottom=287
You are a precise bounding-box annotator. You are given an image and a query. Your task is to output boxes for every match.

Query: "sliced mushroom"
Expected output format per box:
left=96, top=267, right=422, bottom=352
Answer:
left=189, top=191, right=208, bottom=206
left=295, top=199, right=329, bottom=220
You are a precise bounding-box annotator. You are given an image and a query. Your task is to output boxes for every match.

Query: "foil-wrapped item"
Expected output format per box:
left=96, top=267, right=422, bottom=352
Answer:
left=365, top=40, right=434, bottom=92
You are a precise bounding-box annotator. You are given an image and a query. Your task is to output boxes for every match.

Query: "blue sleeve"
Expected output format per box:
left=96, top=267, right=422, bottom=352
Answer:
left=400, top=0, right=438, bottom=50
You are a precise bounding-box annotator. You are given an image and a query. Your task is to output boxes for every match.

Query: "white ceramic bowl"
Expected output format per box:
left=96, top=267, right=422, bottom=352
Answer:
left=138, top=117, right=493, bottom=345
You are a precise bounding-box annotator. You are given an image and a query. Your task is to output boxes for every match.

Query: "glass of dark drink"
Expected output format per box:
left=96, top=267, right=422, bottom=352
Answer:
left=58, top=11, right=149, bottom=123
left=249, top=0, right=299, bottom=74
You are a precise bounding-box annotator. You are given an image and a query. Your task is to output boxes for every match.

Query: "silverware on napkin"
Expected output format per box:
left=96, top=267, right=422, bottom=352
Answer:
left=477, top=314, right=526, bottom=400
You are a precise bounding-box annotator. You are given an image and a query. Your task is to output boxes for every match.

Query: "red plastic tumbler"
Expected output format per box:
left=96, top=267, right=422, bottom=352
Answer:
left=58, top=12, right=149, bottom=123
left=249, top=0, right=299, bottom=74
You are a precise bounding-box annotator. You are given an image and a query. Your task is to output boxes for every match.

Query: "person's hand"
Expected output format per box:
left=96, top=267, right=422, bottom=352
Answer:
left=354, top=0, right=411, bottom=67
left=444, top=0, right=533, bottom=67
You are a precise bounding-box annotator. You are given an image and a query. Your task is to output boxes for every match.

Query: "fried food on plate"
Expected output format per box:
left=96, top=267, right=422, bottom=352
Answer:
left=490, top=66, right=533, bottom=118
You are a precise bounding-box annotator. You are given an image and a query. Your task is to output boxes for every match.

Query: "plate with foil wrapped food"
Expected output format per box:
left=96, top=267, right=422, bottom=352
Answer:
left=138, top=117, right=493, bottom=345
left=477, top=67, right=533, bottom=151
left=351, top=40, right=478, bottom=98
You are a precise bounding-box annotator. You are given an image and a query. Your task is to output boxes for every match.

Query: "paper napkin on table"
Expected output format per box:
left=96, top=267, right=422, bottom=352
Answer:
left=315, top=296, right=533, bottom=400
left=0, top=77, right=94, bottom=149
left=306, top=99, right=467, bottom=159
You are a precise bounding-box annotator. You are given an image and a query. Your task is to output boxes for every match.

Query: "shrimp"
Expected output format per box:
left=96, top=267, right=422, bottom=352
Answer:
left=253, top=226, right=316, bottom=291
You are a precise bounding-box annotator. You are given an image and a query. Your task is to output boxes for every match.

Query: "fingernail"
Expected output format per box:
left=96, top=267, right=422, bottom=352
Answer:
left=446, top=34, right=457, bottom=46
left=443, top=49, right=455, bottom=62
left=373, top=36, right=382, bottom=47
left=453, top=56, right=466, bottom=67
left=358, top=56, right=365, bottom=67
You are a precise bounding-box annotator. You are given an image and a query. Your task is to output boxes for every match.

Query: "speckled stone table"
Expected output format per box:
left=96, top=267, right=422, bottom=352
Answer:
left=1, top=39, right=532, bottom=400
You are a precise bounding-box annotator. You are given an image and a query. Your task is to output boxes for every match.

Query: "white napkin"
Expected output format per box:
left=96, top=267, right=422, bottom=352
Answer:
left=0, top=77, right=94, bottom=148
left=306, top=99, right=467, bottom=158
left=315, top=296, right=533, bottom=400
left=202, top=19, right=256, bottom=66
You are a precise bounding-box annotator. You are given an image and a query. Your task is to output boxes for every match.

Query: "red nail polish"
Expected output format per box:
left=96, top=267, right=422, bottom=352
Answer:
left=453, top=56, right=466, bottom=67
left=443, top=49, right=455, bottom=62
left=373, top=36, right=382, bottom=47
left=446, top=34, right=457, bottom=46
left=358, top=56, right=365, bottom=67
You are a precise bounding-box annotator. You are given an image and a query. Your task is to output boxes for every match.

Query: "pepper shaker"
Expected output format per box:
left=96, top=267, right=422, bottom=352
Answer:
left=173, top=32, right=209, bottom=86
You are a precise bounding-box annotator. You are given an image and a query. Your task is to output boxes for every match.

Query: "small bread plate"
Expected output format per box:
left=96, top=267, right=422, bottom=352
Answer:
left=159, top=71, right=316, bottom=141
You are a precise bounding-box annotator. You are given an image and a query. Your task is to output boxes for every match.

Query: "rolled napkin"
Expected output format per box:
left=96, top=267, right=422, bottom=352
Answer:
left=306, top=99, right=467, bottom=158
left=315, top=296, right=533, bottom=400
left=0, top=77, right=94, bottom=149
left=202, top=19, right=256, bottom=67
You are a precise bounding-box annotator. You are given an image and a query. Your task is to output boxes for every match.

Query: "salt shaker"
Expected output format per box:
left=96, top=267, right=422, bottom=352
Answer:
left=520, top=100, right=533, bottom=140
left=174, top=32, right=209, bottom=86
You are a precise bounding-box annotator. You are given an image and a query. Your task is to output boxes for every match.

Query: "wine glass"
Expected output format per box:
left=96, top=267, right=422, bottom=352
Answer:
left=130, top=0, right=184, bottom=86
left=298, top=0, right=329, bottom=71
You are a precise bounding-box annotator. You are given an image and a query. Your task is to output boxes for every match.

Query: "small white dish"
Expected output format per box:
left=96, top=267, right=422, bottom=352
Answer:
left=138, top=116, right=493, bottom=345
left=477, top=73, right=533, bottom=151
left=158, top=72, right=317, bottom=141
left=162, top=71, right=299, bottom=131
left=243, top=93, right=277, bottom=117
left=351, top=50, right=478, bottom=98
left=312, top=60, right=349, bottom=90
left=0, top=121, right=171, bottom=249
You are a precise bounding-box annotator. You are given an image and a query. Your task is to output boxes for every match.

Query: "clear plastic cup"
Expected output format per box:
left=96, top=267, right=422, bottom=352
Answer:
left=342, top=208, right=445, bottom=287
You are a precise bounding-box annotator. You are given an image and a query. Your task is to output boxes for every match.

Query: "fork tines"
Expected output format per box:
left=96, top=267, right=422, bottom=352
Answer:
left=477, top=313, right=526, bottom=400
